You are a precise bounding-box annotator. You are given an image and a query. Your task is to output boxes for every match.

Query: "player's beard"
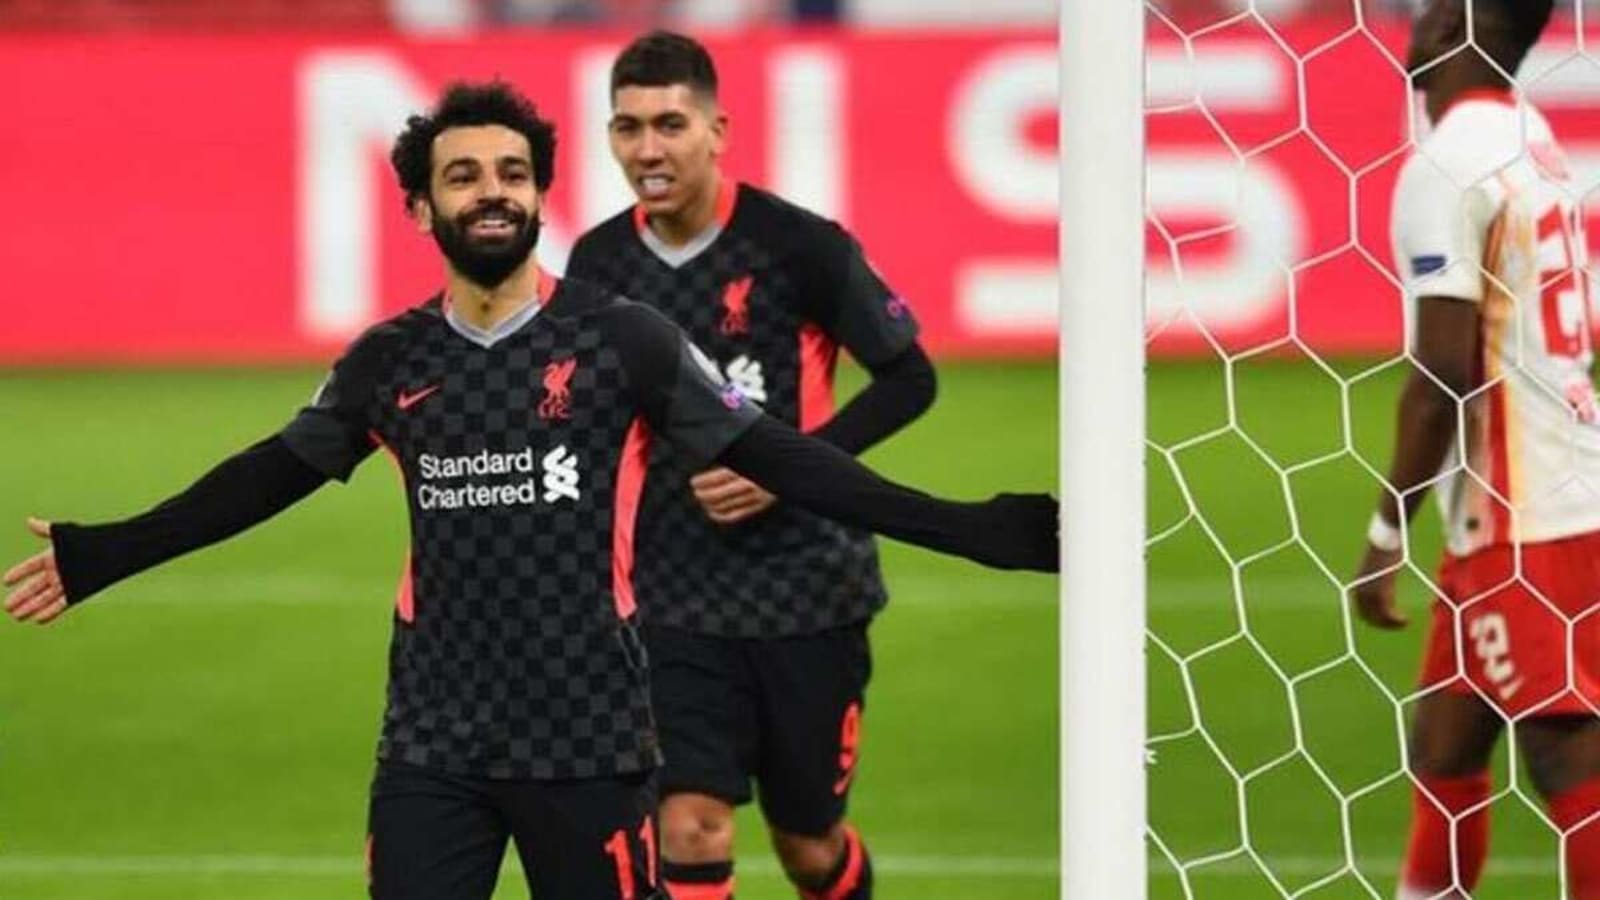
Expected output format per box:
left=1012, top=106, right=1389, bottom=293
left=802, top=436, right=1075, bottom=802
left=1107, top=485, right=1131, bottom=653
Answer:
left=430, top=200, right=541, bottom=289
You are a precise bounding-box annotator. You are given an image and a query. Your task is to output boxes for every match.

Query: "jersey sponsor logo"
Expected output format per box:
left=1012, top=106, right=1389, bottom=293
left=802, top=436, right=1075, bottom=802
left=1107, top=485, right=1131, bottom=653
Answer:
left=724, top=354, right=768, bottom=403
left=396, top=384, right=440, bottom=412
left=720, top=275, right=753, bottom=336
left=413, top=445, right=582, bottom=510
left=537, top=357, right=577, bottom=421
left=885, top=295, right=911, bottom=320
left=541, top=445, right=581, bottom=502
left=719, top=384, right=747, bottom=410
left=1410, top=255, right=1447, bottom=277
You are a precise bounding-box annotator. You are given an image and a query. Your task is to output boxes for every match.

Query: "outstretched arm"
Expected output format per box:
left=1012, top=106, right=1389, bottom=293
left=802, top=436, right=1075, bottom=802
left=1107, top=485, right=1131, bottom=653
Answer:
left=719, top=415, right=1057, bottom=571
left=3, top=436, right=329, bottom=620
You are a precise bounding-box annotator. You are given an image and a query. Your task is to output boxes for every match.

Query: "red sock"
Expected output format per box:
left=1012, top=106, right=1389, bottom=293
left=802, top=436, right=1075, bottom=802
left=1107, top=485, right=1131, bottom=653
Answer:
left=1550, top=777, right=1600, bottom=900
left=799, top=826, right=871, bottom=900
left=1399, top=771, right=1492, bottom=897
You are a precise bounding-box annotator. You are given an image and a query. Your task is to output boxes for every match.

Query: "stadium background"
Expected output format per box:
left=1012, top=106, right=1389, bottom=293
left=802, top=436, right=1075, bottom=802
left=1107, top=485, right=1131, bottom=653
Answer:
left=1, top=0, right=1596, bottom=897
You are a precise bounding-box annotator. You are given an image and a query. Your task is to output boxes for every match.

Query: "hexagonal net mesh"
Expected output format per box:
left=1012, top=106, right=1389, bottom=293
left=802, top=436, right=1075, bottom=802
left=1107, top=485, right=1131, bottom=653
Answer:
left=1142, top=1, right=1600, bottom=897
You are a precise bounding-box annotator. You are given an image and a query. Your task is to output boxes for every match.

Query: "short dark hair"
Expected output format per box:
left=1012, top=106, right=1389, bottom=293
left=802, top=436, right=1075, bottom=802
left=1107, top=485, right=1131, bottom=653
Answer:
left=390, top=80, right=557, bottom=207
left=1477, top=0, right=1554, bottom=75
left=610, top=30, right=718, bottom=100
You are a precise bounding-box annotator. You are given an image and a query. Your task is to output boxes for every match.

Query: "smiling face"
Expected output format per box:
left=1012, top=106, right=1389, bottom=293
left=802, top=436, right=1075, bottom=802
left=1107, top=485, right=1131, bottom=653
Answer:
left=607, top=83, right=726, bottom=223
left=416, top=124, right=544, bottom=288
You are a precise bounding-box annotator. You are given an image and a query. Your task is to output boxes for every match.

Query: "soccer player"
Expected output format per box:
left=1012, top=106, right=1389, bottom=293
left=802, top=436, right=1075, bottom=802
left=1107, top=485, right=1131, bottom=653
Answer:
left=1350, top=2, right=1600, bottom=897
left=564, top=31, right=944, bottom=900
left=2, top=82, right=1055, bottom=900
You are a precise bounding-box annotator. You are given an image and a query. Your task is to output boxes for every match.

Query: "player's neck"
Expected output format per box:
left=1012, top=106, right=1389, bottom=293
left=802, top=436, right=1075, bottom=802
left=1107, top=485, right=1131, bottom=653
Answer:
left=648, top=170, right=725, bottom=247
left=447, top=262, right=541, bottom=330
left=1426, top=72, right=1513, bottom=123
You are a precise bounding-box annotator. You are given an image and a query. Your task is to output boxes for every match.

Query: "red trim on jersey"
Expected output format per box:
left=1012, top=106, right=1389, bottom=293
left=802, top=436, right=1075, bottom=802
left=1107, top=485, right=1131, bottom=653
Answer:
left=611, top=418, right=653, bottom=620
left=1487, top=381, right=1513, bottom=544
left=536, top=265, right=558, bottom=304
left=369, top=429, right=416, bottom=624
left=798, top=323, right=839, bottom=432
left=630, top=176, right=739, bottom=236
left=1445, top=87, right=1515, bottom=115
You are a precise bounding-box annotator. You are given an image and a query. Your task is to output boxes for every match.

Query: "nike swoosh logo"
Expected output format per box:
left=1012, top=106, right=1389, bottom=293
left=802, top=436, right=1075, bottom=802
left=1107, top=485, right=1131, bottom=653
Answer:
left=396, top=385, right=440, bottom=411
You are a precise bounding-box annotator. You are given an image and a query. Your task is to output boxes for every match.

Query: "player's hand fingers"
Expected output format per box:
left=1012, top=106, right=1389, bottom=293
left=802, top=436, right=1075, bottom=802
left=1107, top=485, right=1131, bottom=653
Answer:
left=3, top=550, right=54, bottom=587
left=28, top=596, right=69, bottom=625
left=5, top=564, right=57, bottom=611
left=689, top=468, right=739, bottom=493
left=706, top=493, right=776, bottom=524
left=694, top=476, right=761, bottom=508
left=9, top=583, right=65, bottom=623
left=26, top=517, right=52, bottom=540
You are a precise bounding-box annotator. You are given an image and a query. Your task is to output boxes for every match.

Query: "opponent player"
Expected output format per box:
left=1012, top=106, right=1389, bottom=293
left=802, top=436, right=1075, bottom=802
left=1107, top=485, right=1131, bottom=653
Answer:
left=2, top=82, right=1055, bottom=900
left=566, top=31, right=940, bottom=900
left=1350, top=2, right=1600, bottom=897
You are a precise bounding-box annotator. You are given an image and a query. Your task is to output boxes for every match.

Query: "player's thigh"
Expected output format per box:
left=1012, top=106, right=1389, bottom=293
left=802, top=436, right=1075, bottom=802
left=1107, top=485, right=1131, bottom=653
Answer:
left=1515, top=715, right=1600, bottom=797
left=367, top=761, right=508, bottom=900
left=752, top=622, right=872, bottom=836
left=502, top=770, right=663, bottom=900
left=645, top=623, right=757, bottom=806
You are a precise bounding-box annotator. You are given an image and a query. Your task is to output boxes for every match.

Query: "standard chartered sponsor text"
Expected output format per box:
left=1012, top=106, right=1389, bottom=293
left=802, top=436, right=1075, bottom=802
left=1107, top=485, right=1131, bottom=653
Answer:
left=415, top=446, right=581, bottom=510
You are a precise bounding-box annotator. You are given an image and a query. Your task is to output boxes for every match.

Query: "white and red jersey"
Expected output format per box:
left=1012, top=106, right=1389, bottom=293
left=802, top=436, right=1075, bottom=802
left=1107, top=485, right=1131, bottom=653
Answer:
left=1392, top=90, right=1600, bottom=556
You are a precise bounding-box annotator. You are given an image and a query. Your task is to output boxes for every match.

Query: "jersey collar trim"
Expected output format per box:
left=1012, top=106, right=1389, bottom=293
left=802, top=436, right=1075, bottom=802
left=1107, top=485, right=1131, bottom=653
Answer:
left=631, top=178, right=740, bottom=270
left=440, top=266, right=556, bottom=348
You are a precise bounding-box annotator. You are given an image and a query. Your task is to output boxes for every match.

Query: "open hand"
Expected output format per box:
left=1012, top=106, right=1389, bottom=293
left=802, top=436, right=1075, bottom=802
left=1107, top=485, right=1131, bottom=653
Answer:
left=4, top=518, right=68, bottom=625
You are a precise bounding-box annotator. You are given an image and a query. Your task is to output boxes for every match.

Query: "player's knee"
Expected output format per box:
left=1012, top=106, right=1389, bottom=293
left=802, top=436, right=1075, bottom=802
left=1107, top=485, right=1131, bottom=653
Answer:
left=659, top=794, right=735, bottom=862
left=770, top=825, right=846, bottom=887
left=1519, top=719, right=1600, bottom=798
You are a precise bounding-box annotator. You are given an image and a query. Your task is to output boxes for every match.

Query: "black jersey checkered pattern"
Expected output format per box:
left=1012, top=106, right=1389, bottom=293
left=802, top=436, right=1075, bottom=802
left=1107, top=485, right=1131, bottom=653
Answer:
left=280, top=280, right=759, bottom=779
left=568, top=185, right=918, bottom=638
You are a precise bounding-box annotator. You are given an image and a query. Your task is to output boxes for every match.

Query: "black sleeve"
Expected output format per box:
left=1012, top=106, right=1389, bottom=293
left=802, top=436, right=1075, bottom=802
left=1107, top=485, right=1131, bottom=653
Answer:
left=608, top=302, right=764, bottom=467
left=51, top=436, right=330, bottom=605
left=810, top=342, right=937, bottom=455
left=719, top=417, right=1057, bottom=572
left=279, top=336, right=383, bottom=481
left=792, top=221, right=919, bottom=368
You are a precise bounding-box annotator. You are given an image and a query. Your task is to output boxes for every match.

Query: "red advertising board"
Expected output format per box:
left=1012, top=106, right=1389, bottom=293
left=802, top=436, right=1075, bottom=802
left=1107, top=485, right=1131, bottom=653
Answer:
left=2, top=23, right=1599, bottom=363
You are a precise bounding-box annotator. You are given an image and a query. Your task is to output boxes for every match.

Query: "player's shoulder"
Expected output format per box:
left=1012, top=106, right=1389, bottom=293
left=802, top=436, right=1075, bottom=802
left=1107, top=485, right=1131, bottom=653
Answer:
left=551, top=276, right=673, bottom=332
left=571, top=207, right=639, bottom=260
left=1405, top=99, right=1533, bottom=186
left=732, top=183, right=853, bottom=260
left=337, top=295, right=441, bottom=365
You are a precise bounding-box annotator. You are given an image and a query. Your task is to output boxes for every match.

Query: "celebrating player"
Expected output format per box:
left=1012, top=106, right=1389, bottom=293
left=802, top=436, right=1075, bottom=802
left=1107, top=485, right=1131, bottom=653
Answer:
left=564, top=31, right=954, bottom=900
left=1349, top=2, right=1600, bottom=897
left=2, top=82, right=1055, bottom=900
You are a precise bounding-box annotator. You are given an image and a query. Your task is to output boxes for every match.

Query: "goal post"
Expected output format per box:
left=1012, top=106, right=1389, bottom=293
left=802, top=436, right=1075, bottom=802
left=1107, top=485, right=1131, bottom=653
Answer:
left=1060, top=0, right=1147, bottom=897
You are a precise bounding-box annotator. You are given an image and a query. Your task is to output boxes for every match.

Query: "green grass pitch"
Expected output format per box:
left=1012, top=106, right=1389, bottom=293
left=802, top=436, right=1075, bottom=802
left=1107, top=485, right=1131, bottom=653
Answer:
left=0, top=359, right=1566, bottom=897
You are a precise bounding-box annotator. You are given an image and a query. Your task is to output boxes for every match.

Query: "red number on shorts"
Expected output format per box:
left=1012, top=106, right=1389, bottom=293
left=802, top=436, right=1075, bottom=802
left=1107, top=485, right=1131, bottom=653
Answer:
left=605, top=819, right=657, bottom=900
left=1469, top=612, right=1520, bottom=699
left=605, top=829, right=635, bottom=899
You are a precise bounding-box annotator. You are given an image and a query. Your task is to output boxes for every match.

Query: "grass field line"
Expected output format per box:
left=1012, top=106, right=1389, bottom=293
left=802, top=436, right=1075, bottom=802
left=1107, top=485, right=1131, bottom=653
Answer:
left=0, top=852, right=1058, bottom=878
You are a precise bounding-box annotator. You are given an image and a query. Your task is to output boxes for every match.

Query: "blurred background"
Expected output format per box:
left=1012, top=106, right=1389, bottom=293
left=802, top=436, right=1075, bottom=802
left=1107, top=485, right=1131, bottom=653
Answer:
left=3, top=1, right=1600, bottom=898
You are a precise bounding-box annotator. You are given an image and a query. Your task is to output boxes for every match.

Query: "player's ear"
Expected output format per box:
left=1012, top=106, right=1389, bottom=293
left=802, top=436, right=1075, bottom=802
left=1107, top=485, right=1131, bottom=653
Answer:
left=411, top=195, right=434, bottom=234
left=708, top=106, right=729, bottom=157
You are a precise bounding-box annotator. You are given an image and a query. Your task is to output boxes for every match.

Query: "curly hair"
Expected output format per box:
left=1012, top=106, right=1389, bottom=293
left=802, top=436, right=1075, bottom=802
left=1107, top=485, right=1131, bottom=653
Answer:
left=390, top=80, right=557, bottom=206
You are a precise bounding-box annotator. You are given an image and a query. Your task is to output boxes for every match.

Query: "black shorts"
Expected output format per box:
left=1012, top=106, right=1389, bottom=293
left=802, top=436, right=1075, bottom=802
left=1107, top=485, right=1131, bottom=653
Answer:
left=366, top=761, right=662, bottom=900
left=645, top=621, right=872, bottom=837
